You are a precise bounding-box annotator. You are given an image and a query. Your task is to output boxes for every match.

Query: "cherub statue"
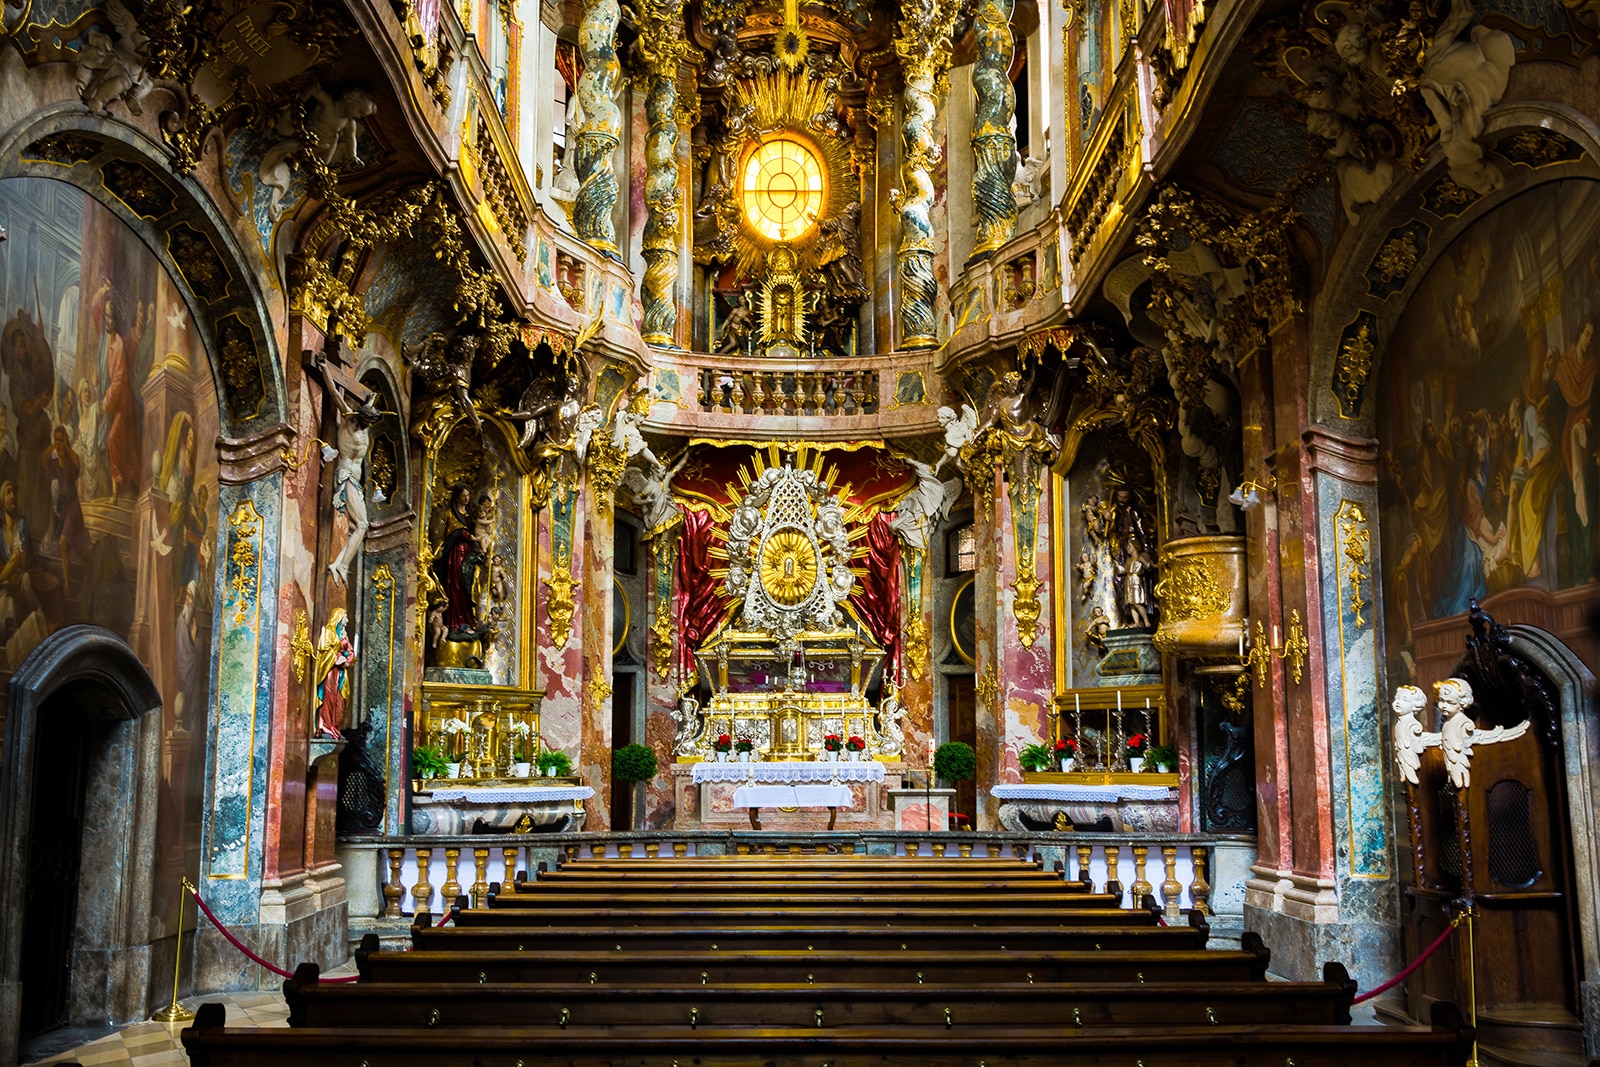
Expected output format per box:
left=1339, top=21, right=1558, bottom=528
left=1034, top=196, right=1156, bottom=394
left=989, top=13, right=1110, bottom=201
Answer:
left=259, top=84, right=378, bottom=219
left=877, top=684, right=907, bottom=757
left=619, top=451, right=688, bottom=536
left=935, top=404, right=978, bottom=472
left=76, top=0, right=153, bottom=115
left=1390, top=684, right=1436, bottom=786
left=1082, top=605, right=1111, bottom=652
left=316, top=358, right=382, bottom=587
left=887, top=458, right=963, bottom=554
left=1075, top=550, right=1096, bottom=602
left=1012, top=155, right=1048, bottom=208
left=1420, top=0, right=1515, bottom=195
left=610, top=393, right=660, bottom=471
left=426, top=600, right=447, bottom=651
left=1436, top=677, right=1528, bottom=789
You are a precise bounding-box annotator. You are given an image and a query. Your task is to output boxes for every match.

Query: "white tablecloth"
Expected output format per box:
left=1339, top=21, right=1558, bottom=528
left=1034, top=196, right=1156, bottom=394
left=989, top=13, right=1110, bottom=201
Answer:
left=731, top=784, right=855, bottom=809
left=426, top=785, right=596, bottom=803
left=990, top=783, right=1174, bottom=803
left=693, top=760, right=885, bottom=784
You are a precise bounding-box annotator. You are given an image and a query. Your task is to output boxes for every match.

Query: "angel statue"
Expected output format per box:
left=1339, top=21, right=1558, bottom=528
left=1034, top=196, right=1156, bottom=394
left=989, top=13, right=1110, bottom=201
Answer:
left=888, top=458, right=963, bottom=554
left=1436, top=677, right=1528, bottom=789
left=610, top=393, right=661, bottom=471
left=935, top=404, right=978, bottom=472
left=259, top=83, right=379, bottom=218
left=877, top=684, right=907, bottom=757
left=1390, top=684, right=1436, bottom=787
left=76, top=0, right=153, bottom=115
left=1419, top=0, right=1515, bottom=195
left=405, top=331, right=482, bottom=435
left=620, top=452, right=689, bottom=538
left=671, top=694, right=702, bottom=756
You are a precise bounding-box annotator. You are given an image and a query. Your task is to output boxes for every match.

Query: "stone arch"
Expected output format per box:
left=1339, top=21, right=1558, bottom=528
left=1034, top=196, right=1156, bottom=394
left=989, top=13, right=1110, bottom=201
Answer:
left=0, top=104, right=289, bottom=438
left=0, top=626, right=163, bottom=1063
left=1305, top=101, right=1600, bottom=431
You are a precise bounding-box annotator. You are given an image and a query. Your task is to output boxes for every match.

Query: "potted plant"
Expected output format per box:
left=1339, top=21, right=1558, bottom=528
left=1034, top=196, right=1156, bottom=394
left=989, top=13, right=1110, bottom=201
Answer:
left=1126, top=732, right=1149, bottom=773
left=1144, top=742, right=1176, bottom=774
left=822, top=733, right=843, bottom=761
left=713, top=734, right=733, bottom=761
left=934, top=741, right=976, bottom=786
left=1018, top=742, right=1054, bottom=773
left=536, top=749, right=574, bottom=777
left=1054, top=737, right=1078, bottom=772
left=612, top=743, right=659, bottom=832
left=845, top=735, right=866, bottom=761
left=735, top=736, right=755, bottom=762
left=510, top=722, right=533, bottom=776
left=412, top=745, right=448, bottom=788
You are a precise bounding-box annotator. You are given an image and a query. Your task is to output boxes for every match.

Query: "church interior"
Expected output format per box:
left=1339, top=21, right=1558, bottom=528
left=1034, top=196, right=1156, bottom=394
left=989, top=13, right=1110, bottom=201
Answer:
left=0, top=0, right=1598, bottom=1061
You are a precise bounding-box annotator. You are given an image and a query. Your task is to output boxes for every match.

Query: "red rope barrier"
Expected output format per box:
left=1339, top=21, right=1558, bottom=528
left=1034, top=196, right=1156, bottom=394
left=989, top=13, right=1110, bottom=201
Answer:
left=436, top=909, right=453, bottom=928
left=184, top=884, right=359, bottom=984
left=1351, top=919, right=1458, bottom=1004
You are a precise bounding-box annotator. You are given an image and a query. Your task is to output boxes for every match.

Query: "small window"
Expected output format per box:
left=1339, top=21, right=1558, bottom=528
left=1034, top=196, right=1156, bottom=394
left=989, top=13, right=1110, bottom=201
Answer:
left=947, top=522, right=976, bottom=575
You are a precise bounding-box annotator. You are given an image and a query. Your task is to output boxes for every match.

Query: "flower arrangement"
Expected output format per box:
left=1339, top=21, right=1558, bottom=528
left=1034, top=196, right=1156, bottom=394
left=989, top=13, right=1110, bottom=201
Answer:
left=845, top=735, right=866, bottom=752
left=1054, top=738, right=1078, bottom=756
left=441, top=716, right=469, bottom=759
left=823, top=733, right=843, bottom=752
left=735, top=737, right=755, bottom=753
left=713, top=734, right=733, bottom=753
left=1126, top=733, right=1149, bottom=756
left=509, top=720, right=534, bottom=763
left=1144, top=742, right=1176, bottom=771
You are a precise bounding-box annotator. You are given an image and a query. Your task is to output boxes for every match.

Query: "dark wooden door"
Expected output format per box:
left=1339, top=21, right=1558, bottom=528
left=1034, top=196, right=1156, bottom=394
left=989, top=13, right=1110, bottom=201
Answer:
left=20, top=704, right=93, bottom=1038
left=609, top=671, right=635, bottom=830
left=947, top=674, right=976, bottom=828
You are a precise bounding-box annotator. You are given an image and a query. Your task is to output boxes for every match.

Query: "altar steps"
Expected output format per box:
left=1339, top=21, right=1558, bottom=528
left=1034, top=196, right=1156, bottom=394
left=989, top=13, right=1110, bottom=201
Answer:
left=183, top=853, right=1474, bottom=1067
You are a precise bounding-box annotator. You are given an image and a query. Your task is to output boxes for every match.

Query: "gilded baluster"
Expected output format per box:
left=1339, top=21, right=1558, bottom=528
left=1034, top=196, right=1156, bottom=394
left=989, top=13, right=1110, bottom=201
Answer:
left=853, top=377, right=869, bottom=414
left=750, top=372, right=766, bottom=412
left=383, top=848, right=405, bottom=918
left=411, top=848, right=435, bottom=914
left=1161, top=846, right=1183, bottom=921
left=673, top=841, right=688, bottom=857
left=472, top=847, right=490, bottom=907
left=1190, top=846, right=1211, bottom=915
left=1130, top=844, right=1153, bottom=905
left=731, top=373, right=746, bottom=414
left=575, top=0, right=623, bottom=255
left=503, top=847, right=520, bottom=889
left=442, top=847, right=462, bottom=906
left=810, top=373, right=825, bottom=413
left=1104, top=845, right=1121, bottom=899
left=970, top=0, right=1018, bottom=253
left=645, top=842, right=660, bottom=858
left=1076, top=843, right=1094, bottom=889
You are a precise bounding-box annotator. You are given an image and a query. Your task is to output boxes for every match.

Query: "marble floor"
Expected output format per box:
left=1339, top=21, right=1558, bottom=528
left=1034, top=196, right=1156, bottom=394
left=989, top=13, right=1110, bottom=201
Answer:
left=20, top=961, right=358, bottom=1067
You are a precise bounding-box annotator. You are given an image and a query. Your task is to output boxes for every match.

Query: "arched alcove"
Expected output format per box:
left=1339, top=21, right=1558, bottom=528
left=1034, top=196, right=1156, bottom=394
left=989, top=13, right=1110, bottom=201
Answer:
left=0, top=626, right=162, bottom=1062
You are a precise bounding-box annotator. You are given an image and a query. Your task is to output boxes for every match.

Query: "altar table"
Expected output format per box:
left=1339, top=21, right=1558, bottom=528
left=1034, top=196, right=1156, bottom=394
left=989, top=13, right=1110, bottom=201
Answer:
left=989, top=782, right=1178, bottom=832
left=677, top=759, right=895, bottom=831
left=411, top=783, right=595, bottom=834
left=730, top=784, right=855, bottom=830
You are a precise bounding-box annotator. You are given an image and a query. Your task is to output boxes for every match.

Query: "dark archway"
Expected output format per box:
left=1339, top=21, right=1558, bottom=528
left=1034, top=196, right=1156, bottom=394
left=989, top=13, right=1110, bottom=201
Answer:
left=0, top=626, right=161, bottom=1063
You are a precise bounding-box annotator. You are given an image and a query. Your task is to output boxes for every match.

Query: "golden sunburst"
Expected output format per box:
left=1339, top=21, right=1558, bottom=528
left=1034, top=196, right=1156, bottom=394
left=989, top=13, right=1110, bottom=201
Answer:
left=759, top=529, right=819, bottom=606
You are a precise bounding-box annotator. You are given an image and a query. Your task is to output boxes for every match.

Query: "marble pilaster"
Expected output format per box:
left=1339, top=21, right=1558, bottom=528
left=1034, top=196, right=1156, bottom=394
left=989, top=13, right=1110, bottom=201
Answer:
left=580, top=485, right=617, bottom=829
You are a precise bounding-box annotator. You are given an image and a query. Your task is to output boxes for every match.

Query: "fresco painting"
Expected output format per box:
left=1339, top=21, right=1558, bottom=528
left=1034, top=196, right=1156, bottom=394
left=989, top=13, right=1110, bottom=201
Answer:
left=1377, top=178, right=1600, bottom=680
left=0, top=176, right=220, bottom=931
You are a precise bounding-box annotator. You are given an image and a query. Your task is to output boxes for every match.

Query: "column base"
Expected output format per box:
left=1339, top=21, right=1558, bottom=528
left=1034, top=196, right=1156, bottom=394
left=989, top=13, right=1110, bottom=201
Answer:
left=1244, top=865, right=1399, bottom=990
left=196, top=868, right=348, bottom=991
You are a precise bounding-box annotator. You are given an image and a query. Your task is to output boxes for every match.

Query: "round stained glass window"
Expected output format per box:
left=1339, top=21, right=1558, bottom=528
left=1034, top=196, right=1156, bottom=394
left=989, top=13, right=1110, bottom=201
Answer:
left=741, top=137, right=826, bottom=243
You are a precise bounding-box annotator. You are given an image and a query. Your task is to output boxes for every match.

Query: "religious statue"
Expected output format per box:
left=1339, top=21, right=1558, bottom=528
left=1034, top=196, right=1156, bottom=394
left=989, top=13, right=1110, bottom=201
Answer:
left=1075, top=550, right=1097, bottom=602
left=259, top=82, right=379, bottom=219
left=431, top=484, right=492, bottom=655
left=816, top=202, right=869, bottom=305
left=974, top=368, right=1061, bottom=456
left=714, top=293, right=755, bottom=356
left=405, top=331, right=482, bottom=435
left=1419, top=0, right=1515, bottom=195
left=877, top=684, right=907, bottom=757
left=75, top=0, right=152, bottom=115
left=1435, top=677, right=1527, bottom=789
left=610, top=392, right=661, bottom=471
left=887, top=458, right=962, bottom=554
left=619, top=451, right=688, bottom=537
left=1391, top=684, right=1432, bottom=786
left=316, top=358, right=383, bottom=587
left=1114, top=536, right=1154, bottom=628
left=935, top=404, right=978, bottom=472
left=671, top=694, right=702, bottom=756
left=313, top=608, right=355, bottom=739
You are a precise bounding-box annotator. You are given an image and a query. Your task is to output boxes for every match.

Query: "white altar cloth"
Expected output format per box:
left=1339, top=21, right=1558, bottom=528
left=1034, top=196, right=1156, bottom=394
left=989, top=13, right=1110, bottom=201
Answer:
left=692, top=760, right=885, bottom=784
left=732, top=784, right=855, bottom=809
left=426, top=785, right=596, bottom=803
left=990, top=783, right=1174, bottom=803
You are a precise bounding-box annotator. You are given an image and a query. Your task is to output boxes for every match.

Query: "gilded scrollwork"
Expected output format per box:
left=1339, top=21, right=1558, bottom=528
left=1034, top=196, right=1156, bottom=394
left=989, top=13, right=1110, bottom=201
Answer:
left=547, top=544, right=578, bottom=649
left=1336, top=501, right=1371, bottom=630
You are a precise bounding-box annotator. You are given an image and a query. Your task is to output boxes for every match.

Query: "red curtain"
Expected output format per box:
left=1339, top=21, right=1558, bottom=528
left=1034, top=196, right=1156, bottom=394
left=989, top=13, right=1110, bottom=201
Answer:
left=850, top=512, right=902, bottom=683
left=675, top=507, right=730, bottom=683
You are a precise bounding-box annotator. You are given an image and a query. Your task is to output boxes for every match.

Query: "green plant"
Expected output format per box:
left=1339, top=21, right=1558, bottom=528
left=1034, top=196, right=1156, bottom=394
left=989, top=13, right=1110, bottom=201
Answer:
left=1018, top=743, right=1054, bottom=772
left=934, top=741, right=976, bottom=784
left=536, top=749, right=573, bottom=776
left=613, top=743, right=659, bottom=783
left=412, top=745, right=449, bottom=780
left=1144, top=742, right=1176, bottom=770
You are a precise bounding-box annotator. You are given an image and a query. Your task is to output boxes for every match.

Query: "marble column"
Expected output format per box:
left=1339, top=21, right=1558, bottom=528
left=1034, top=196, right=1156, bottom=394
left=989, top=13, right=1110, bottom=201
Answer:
left=637, top=4, right=685, bottom=345
left=359, top=534, right=410, bottom=835
left=575, top=0, right=623, bottom=256
left=640, top=528, right=680, bottom=828
left=534, top=481, right=587, bottom=814
left=898, top=545, right=935, bottom=771
left=580, top=484, right=617, bottom=829
left=969, top=0, right=1018, bottom=256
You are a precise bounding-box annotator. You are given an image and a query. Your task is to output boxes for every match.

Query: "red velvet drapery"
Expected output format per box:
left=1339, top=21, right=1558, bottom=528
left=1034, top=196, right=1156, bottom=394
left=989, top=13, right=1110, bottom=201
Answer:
left=674, top=507, right=730, bottom=683
left=849, top=512, right=902, bottom=683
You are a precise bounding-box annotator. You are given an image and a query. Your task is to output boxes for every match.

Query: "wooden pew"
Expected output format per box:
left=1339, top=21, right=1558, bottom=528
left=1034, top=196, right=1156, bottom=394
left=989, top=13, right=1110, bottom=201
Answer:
left=285, top=958, right=1350, bottom=1030
left=184, top=1000, right=1475, bottom=1067
left=461, top=902, right=1136, bottom=928
left=351, top=938, right=1272, bottom=986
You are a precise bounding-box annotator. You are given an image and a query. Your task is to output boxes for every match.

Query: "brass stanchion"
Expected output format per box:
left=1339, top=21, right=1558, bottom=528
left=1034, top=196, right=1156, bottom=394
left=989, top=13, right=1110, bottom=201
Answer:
left=1464, top=902, right=1480, bottom=1067
left=152, top=877, right=196, bottom=1023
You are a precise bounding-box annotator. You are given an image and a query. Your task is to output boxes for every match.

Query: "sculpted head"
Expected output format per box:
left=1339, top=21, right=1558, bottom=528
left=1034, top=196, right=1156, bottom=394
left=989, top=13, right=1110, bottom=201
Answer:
left=1434, top=677, right=1474, bottom=716
left=1391, top=684, right=1427, bottom=718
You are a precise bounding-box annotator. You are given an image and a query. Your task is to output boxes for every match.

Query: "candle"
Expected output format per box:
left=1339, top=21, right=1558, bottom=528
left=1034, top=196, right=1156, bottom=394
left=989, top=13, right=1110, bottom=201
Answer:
left=1273, top=624, right=1280, bottom=647
left=1116, top=690, right=1122, bottom=711
left=1145, top=698, right=1151, bottom=710
left=1074, top=693, right=1080, bottom=713
left=1238, top=632, right=1244, bottom=657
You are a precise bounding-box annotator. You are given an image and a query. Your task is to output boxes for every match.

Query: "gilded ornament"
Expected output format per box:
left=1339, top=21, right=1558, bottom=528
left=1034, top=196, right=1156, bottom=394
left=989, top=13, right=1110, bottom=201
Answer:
left=975, top=668, right=999, bottom=710
left=759, top=529, right=820, bottom=606
left=902, top=614, right=929, bottom=681
left=969, top=0, right=1018, bottom=255
left=1333, top=320, right=1376, bottom=419
left=1337, top=502, right=1371, bottom=629
left=650, top=598, right=674, bottom=680
left=1372, top=232, right=1419, bottom=284
left=227, top=500, right=263, bottom=627
left=547, top=545, right=578, bottom=649
left=1012, top=568, right=1043, bottom=648
left=291, top=609, right=314, bottom=683
left=1152, top=557, right=1230, bottom=623
left=588, top=674, right=613, bottom=704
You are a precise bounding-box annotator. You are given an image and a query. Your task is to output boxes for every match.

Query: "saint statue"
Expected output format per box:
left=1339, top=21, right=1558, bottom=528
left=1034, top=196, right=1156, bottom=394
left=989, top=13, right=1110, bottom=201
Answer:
left=432, top=484, right=492, bottom=651
left=313, top=608, right=355, bottom=738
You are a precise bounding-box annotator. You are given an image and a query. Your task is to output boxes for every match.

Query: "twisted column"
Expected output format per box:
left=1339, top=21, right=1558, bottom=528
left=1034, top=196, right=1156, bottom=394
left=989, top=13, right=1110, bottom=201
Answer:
left=637, top=3, right=686, bottom=345
left=894, top=0, right=958, bottom=349
left=575, top=0, right=623, bottom=255
left=970, top=0, right=1017, bottom=254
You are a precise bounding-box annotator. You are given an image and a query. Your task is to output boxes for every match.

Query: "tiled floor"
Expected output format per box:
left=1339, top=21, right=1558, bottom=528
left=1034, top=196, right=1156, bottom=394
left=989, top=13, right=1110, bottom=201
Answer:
left=22, top=961, right=357, bottom=1067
